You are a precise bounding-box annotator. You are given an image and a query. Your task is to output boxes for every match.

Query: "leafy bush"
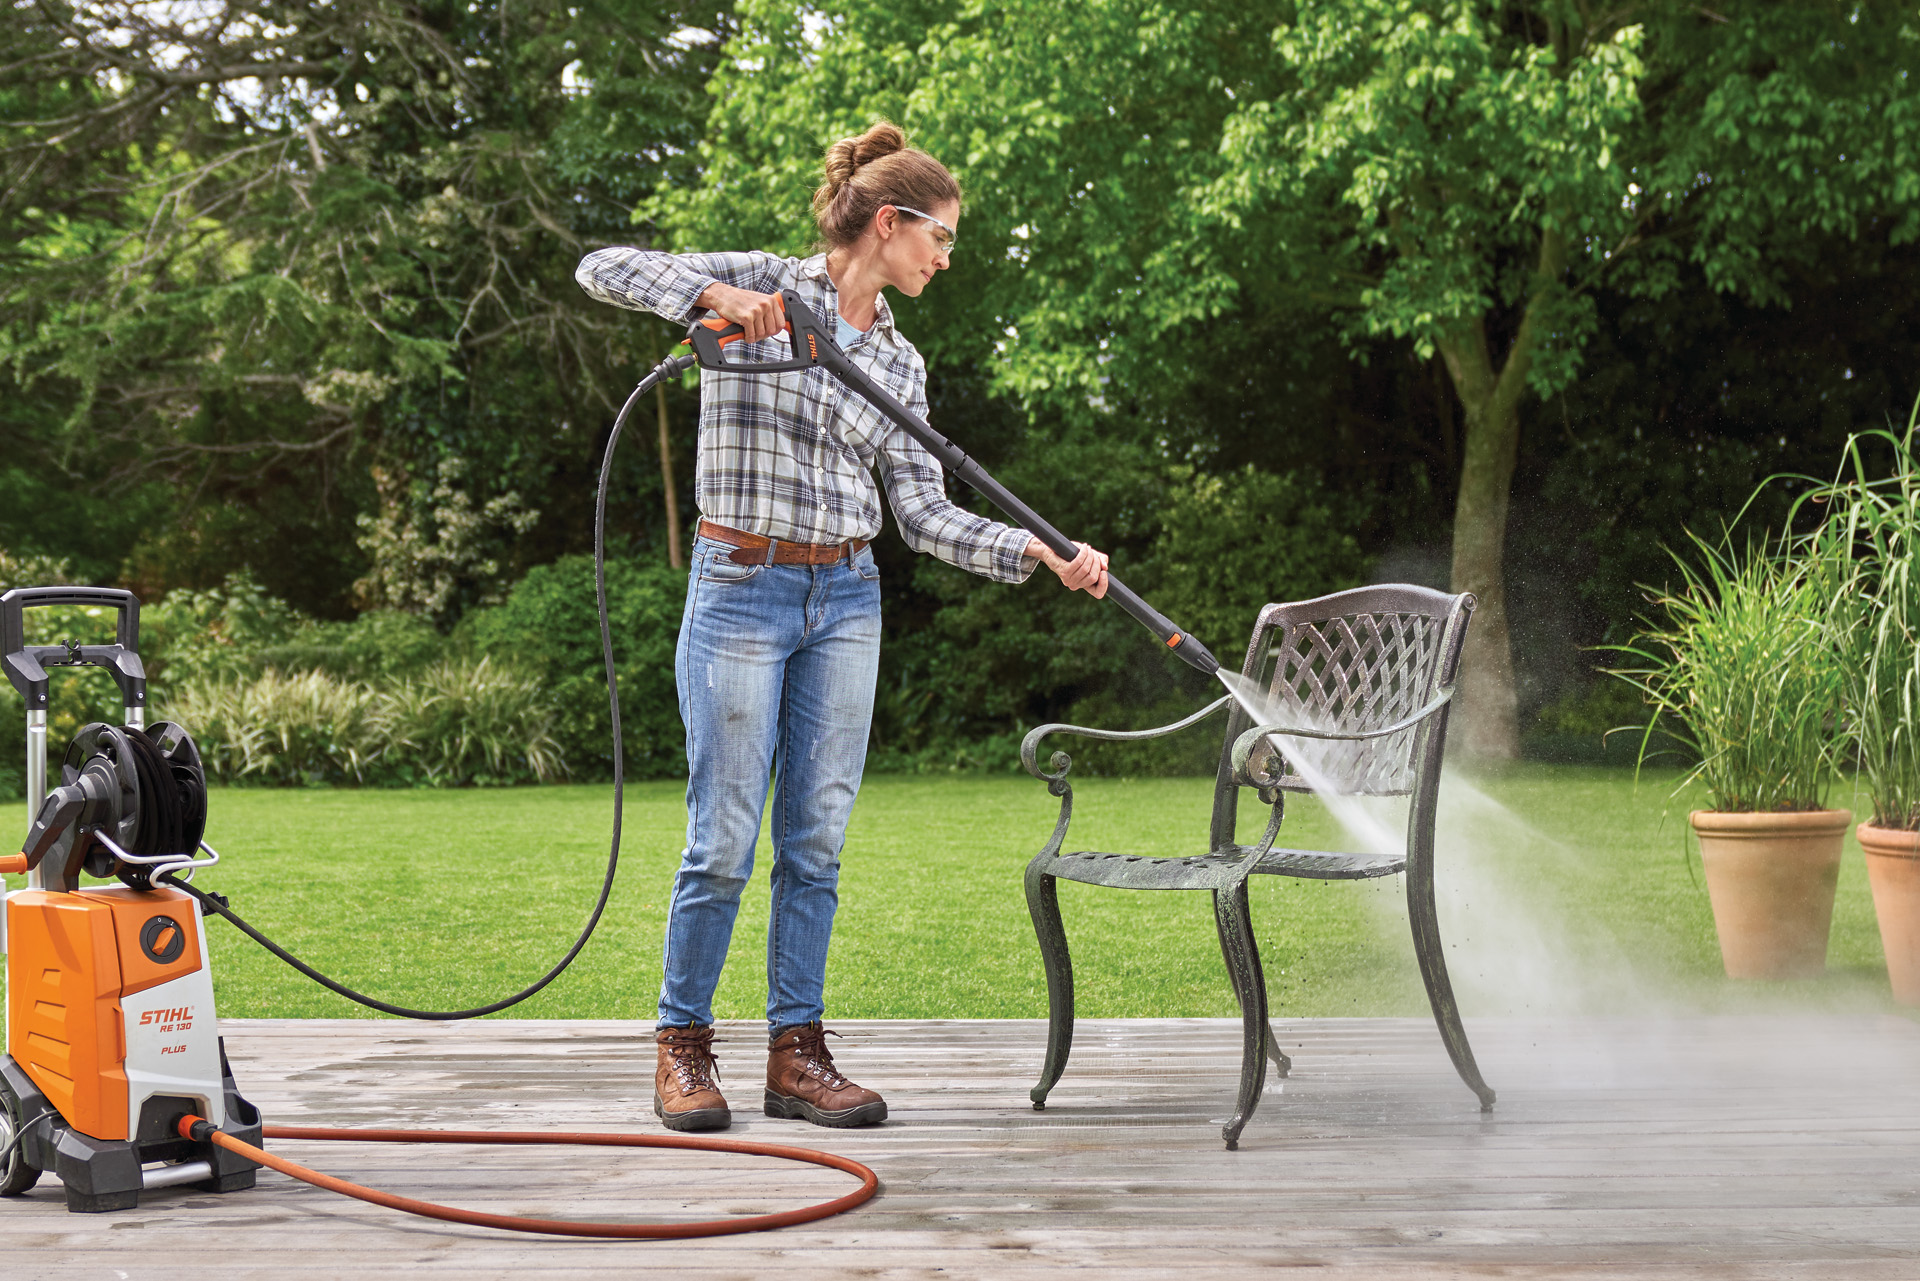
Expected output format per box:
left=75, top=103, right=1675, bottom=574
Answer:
left=370, top=657, right=563, bottom=785
left=1524, top=679, right=1678, bottom=765
left=160, top=658, right=561, bottom=787
left=354, top=456, right=540, bottom=624
left=0, top=554, right=565, bottom=792
left=1145, top=465, right=1370, bottom=664
left=252, top=610, right=449, bottom=684
left=460, top=554, right=686, bottom=781
left=164, top=670, right=378, bottom=786
left=141, top=573, right=311, bottom=685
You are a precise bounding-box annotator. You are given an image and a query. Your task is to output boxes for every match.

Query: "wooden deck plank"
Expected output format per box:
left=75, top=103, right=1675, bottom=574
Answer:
left=4, top=1015, right=1919, bottom=1278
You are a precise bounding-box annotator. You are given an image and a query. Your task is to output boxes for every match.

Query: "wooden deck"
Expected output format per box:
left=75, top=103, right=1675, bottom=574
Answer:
left=5, top=1014, right=1920, bottom=1278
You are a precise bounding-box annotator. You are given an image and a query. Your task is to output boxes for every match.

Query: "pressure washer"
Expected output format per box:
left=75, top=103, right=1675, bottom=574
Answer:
left=0, top=292, right=1220, bottom=1234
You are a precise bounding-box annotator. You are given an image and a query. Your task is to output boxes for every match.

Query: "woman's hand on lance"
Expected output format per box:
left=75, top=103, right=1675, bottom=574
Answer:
left=696, top=283, right=787, bottom=344
left=1029, top=539, right=1110, bottom=599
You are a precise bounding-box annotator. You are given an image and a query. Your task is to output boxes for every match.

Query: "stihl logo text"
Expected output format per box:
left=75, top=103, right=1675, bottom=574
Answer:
left=139, top=1007, right=195, bottom=1033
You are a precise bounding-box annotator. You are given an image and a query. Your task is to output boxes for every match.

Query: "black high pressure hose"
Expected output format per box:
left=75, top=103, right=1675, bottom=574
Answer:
left=165, top=352, right=699, bottom=1020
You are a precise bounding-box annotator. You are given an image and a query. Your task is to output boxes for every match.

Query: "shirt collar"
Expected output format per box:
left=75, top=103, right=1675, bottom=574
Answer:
left=800, top=253, right=898, bottom=343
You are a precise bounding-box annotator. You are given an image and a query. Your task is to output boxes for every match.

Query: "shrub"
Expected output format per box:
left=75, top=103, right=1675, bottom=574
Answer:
left=142, top=573, right=311, bottom=686
left=160, top=657, right=561, bottom=787
left=252, top=610, right=449, bottom=684
left=369, top=657, right=563, bottom=785
left=160, top=670, right=377, bottom=786
left=461, top=554, right=686, bottom=781
left=1145, top=465, right=1370, bottom=661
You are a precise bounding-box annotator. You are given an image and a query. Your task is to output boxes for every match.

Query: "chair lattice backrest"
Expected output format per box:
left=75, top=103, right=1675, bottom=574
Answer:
left=1240, top=586, right=1470, bottom=797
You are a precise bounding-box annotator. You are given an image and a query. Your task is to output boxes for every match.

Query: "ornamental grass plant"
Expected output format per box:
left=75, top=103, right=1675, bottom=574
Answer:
left=1607, top=531, right=1843, bottom=814
left=1796, top=413, right=1920, bottom=831
left=160, top=657, right=562, bottom=787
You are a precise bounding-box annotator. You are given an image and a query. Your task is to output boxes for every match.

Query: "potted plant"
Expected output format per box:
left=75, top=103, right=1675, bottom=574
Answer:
left=1799, top=414, right=1920, bottom=1004
left=1609, top=531, right=1849, bottom=980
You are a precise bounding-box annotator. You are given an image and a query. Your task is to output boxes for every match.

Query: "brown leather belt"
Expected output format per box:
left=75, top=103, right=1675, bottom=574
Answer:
left=698, top=519, right=868, bottom=566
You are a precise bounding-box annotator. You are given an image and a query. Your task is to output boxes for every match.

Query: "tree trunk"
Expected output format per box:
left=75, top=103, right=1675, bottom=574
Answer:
left=656, top=378, right=682, bottom=570
left=1434, top=229, right=1566, bottom=760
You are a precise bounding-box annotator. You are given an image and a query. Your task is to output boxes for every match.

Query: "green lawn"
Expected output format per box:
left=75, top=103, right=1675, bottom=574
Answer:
left=1, top=764, right=1904, bottom=1025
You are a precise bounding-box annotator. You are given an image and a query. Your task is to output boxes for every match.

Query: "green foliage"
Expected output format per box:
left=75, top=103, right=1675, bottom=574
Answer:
left=665, top=2, right=1916, bottom=418
left=660, top=1, right=1920, bottom=758
left=461, top=555, right=687, bottom=781
left=352, top=456, right=540, bottom=623
left=141, top=574, right=312, bottom=686
left=247, top=611, right=450, bottom=686
left=160, top=657, right=561, bottom=788
left=1606, top=532, right=1843, bottom=813
left=0, top=0, right=725, bottom=612
left=1147, top=465, right=1369, bottom=661
left=0, top=560, right=565, bottom=793
left=1525, top=678, right=1657, bottom=766
left=1795, top=406, right=1920, bottom=831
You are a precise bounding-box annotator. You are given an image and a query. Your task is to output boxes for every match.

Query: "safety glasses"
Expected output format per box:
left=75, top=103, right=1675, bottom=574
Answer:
left=888, top=204, right=957, bottom=256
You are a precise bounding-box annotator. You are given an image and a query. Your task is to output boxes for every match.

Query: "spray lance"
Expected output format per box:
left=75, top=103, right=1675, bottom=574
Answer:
left=682, top=291, right=1224, bottom=677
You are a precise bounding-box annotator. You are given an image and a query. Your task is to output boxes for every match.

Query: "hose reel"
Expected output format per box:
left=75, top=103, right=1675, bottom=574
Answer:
left=18, top=721, right=209, bottom=892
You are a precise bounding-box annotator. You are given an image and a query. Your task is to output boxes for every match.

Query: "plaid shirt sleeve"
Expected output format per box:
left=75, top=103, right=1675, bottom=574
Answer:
left=574, top=247, right=1041, bottom=584
left=876, top=371, right=1038, bottom=585
left=574, top=247, right=782, bottom=321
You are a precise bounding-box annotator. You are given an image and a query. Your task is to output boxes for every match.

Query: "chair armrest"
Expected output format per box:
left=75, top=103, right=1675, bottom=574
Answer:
left=1021, top=695, right=1234, bottom=789
left=1230, top=688, right=1455, bottom=788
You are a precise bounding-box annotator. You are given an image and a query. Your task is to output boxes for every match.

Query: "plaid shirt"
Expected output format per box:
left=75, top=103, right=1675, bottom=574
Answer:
left=575, top=248, right=1036, bottom=584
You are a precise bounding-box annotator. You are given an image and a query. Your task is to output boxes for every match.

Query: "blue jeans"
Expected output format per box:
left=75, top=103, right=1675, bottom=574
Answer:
left=658, top=534, right=882, bottom=1031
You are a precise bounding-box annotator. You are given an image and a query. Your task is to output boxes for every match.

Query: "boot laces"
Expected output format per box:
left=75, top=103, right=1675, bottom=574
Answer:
left=791, top=1025, right=847, bottom=1087
left=664, top=1028, right=720, bottom=1092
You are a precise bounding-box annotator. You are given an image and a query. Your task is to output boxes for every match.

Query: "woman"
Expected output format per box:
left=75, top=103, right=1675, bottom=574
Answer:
left=576, top=122, right=1108, bottom=1133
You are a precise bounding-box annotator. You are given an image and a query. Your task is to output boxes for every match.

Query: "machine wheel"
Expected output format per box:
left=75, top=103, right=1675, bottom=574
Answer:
left=0, top=1092, right=41, bottom=1196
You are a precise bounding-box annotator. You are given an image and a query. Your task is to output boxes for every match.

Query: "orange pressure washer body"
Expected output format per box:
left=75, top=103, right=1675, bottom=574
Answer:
left=1, top=881, right=262, bottom=1211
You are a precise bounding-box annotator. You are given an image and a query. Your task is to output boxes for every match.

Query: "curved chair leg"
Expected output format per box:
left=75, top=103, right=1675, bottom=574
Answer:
left=1213, top=886, right=1290, bottom=1080
left=1406, top=852, right=1496, bottom=1111
left=1213, top=882, right=1269, bottom=1150
left=1024, top=858, right=1074, bottom=1110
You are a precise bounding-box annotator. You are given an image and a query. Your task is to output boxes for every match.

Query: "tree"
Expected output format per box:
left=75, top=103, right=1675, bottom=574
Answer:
left=659, top=0, right=1920, bottom=755
left=0, top=0, right=726, bottom=612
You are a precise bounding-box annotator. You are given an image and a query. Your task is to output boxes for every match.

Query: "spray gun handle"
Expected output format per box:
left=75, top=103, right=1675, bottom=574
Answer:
left=681, top=291, right=834, bottom=373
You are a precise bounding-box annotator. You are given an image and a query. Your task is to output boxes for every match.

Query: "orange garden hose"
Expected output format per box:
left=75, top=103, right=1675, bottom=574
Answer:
left=177, top=1116, right=879, bottom=1239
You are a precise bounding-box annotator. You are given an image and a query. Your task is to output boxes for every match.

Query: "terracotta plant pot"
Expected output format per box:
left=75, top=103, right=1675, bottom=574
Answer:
left=1857, top=823, right=1920, bottom=1006
left=1690, top=809, right=1850, bottom=980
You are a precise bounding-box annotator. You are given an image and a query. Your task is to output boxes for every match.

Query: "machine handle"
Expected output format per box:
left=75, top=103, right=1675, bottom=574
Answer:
left=1, top=586, right=141, bottom=659
left=0, top=853, right=26, bottom=875
left=0, top=585, right=147, bottom=710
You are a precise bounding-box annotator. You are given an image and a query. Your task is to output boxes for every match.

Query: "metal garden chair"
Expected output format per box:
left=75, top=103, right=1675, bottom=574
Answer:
left=1020, top=584, right=1496, bottom=1149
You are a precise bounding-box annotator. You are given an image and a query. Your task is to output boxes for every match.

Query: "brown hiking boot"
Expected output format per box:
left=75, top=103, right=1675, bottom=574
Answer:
left=764, top=1022, right=887, bottom=1128
left=654, top=1024, right=729, bottom=1132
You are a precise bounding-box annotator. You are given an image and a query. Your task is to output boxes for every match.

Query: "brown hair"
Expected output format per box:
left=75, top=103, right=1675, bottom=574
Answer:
left=812, top=121, right=960, bottom=250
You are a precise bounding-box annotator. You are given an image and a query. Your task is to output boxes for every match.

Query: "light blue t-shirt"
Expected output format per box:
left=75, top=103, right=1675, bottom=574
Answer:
left=836, top=313, right=868, bottom=349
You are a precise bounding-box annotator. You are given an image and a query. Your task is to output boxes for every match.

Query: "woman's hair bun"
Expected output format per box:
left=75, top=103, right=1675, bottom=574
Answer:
left=819, top=122, right=907, bottom=202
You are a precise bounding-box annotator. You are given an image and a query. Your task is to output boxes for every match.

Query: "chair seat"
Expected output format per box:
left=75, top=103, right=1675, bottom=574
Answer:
left=1048, top=845, right=1405, bottom=890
